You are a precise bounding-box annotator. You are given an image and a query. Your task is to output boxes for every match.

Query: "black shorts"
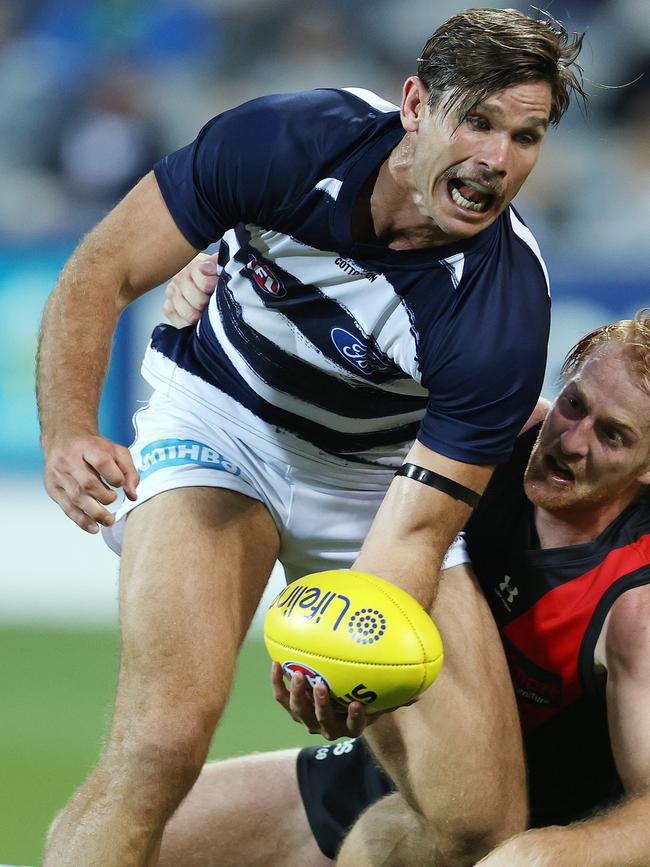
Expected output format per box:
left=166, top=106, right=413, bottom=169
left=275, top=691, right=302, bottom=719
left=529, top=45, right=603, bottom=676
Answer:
left=297, top=738, right=395, bottom=859
left=297, top=734, right=623, bottom=859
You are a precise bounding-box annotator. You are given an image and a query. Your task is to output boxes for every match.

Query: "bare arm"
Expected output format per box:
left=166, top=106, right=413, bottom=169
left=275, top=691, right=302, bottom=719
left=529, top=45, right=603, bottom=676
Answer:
left=37, top=171, right=199, bottom=533
left=354, top=439, right=493, bottom=611
left=276, top=442, right=493, bottom=739
left=477, top=583, right=650, bottom=867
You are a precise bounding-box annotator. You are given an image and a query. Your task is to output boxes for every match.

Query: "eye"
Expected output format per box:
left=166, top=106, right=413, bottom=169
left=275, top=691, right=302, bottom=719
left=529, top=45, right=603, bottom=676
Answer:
left=602, top=427, right=624, bottom=446
left=515, top=133, right=538, bottom=146
left=467, top=115, right=490, bottom=131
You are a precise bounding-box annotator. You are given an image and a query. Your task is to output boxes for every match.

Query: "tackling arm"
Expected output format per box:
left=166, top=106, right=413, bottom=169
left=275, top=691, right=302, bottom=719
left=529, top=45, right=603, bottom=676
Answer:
left=37, top=171, right=199, bottom=533
left=476, top=582, right=650, bottom=867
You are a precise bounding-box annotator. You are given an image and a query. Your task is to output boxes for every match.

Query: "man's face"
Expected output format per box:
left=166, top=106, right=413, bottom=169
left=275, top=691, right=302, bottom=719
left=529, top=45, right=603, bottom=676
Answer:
left=524, top=346, right=650, bottom=515
left=401, top=77, right=551, bottom=242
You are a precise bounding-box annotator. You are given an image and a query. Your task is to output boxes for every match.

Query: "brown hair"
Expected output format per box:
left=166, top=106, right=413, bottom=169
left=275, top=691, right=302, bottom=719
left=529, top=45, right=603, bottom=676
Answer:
left=417, top=7, right=586, bottom=125
left=562, top=308, right=650, bottom=396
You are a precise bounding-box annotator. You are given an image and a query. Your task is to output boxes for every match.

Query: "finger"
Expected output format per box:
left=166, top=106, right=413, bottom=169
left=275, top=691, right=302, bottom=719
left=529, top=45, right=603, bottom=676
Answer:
left=165, top=291, right=203, bottom=326
left=289, top=672, right=320, bottom=733
left=345, top=701, right=367, bottom=737
left=271, top=662, right=289, bottom=704
left=313, top=683, right=348, bottom=740
left=270, top=662, right=291, bottom=710
left=62, top=487, right=116, bottom=527
left=163, top=298, right=193, bottom=328
left=114, top=448, right=140, bottom=500
left=48, top=460, right=116, bottom=506
left=197, top=252, right=219, bottom=275
left=53, top=487, right=102, bottom=534
left=83, top=447, right=137, bottom=502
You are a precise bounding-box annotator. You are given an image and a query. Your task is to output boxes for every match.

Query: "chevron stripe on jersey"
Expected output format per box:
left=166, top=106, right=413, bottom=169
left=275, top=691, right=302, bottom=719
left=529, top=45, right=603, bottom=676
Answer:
left=466, top=425, right=650, bottom=731
left=150, top=87, right=552, bottom=465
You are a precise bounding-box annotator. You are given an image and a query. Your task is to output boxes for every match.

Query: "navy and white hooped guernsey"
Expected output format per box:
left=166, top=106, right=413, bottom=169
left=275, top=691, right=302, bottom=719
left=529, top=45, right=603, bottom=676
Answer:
left=148, top=87, right=551, bottom=468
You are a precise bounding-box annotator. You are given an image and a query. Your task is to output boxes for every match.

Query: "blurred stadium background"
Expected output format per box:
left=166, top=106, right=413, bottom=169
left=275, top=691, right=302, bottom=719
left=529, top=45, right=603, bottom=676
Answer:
left=0, top=0, right=648, bottom=861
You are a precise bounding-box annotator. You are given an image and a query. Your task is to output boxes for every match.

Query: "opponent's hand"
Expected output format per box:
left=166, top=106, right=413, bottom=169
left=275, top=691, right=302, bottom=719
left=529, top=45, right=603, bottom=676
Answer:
left=474, top=828, right=569, bottom=866
left=163, top=251, right=219, bottom=327
left=43, top=433, right=139, bottom=534
left=271, top=661, right=369, bottom=741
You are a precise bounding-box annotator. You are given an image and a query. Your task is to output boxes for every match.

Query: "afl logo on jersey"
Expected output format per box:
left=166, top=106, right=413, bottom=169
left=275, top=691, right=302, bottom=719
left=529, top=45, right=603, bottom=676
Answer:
left=330, top=327, right=390, bottom=375
left=242, top=255, right=286, bottom=297
left=282, top=661, right=330, bottom=690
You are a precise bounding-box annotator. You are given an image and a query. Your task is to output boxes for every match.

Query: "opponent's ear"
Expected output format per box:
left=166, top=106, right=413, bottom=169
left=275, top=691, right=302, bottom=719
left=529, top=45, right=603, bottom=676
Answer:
left=400, top=76, right=429, bottom=132
left=637, top=463, right=650, bottom=487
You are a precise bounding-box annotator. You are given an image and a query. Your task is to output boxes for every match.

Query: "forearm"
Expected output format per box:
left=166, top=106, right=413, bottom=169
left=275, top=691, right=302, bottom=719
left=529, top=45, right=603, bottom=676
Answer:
left=36, top=229, right=128, bottom=447
left=354, top=444, right=492, bottom=611
left=483, top=793, right=650, bottom=867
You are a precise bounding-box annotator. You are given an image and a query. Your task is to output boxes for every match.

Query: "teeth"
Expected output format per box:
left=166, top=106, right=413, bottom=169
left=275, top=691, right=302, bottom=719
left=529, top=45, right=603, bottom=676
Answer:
left=451, top=186, right=487, bottom=212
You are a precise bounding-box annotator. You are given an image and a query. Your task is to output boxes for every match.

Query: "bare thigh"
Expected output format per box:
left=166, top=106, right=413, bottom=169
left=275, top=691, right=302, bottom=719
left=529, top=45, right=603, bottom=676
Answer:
left=365, top=564, right=527, bottom=860
left=159, top=750, right=333, bottom=867
left=108, top=486, right=281, bottom=789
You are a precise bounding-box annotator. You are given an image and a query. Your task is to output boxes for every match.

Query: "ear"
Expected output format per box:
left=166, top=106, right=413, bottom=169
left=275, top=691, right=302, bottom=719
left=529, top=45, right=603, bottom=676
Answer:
left=637, top=464, right=650, bottom=487
left=400, top=76, right=429, bottom=133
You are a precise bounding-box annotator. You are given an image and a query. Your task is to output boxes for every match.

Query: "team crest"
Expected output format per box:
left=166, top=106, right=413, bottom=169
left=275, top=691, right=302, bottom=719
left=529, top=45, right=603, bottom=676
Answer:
left=242, top=255, right=286, bottom=297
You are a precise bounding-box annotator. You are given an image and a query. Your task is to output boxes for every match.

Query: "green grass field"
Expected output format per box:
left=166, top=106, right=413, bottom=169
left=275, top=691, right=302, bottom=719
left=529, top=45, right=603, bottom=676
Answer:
left=0, top=626, right=317, bottom=865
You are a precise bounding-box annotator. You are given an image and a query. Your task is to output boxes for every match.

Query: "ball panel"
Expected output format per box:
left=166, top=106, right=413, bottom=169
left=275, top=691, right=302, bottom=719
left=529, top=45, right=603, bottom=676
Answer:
left=263, top=569, right=444, bottom=713
left=264, top=633, right=441, bottom=713
left=265, top=570, right=442, bottom=667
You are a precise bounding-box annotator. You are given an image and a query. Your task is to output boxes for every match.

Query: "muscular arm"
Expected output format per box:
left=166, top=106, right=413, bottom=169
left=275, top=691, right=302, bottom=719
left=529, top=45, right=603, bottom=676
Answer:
left=37, top=171, right=199, bottom=531
left=354, top=439, right=493, bottom=611
left=478, top=583, right=650, bottom=867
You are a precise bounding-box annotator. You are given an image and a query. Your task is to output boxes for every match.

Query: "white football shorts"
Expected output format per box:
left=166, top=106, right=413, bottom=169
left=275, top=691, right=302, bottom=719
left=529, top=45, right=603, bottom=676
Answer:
left=102, top=389, right=470, bottom=583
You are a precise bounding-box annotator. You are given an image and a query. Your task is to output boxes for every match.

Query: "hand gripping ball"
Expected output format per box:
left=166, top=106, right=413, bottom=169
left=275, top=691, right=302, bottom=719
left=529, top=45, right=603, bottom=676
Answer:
left=264, top=569, right=443, bottom=713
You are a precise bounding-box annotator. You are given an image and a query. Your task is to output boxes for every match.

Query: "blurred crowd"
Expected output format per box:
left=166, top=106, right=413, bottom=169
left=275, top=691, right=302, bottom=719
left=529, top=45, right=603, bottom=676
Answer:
left=1, top=0, right=649, bottom=273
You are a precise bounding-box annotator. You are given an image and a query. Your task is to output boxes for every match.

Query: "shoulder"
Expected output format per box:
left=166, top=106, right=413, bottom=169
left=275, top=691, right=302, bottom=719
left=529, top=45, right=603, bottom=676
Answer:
left=599, top=579, right=650, bottom=677
left=502, top=207, right=550, bottom=295
left=206, top=87, right=397, bottom=150
left=520, top=399, right=551, bottom=434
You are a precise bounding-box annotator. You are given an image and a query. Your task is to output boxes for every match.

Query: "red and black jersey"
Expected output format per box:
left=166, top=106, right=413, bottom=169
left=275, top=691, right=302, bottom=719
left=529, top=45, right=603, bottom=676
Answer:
left=465, top=424, right=650, bottom=824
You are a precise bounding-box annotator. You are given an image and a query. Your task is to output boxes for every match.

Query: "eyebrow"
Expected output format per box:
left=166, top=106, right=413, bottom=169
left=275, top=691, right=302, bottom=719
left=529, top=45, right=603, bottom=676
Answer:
left=475, top=102, right=550, bottom=131
left=568, top=383, right=640, bottom=438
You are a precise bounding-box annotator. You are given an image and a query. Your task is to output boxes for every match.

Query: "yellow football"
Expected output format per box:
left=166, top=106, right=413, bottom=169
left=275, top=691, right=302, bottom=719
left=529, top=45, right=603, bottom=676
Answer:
left=264, top=569, right=443, bottom=713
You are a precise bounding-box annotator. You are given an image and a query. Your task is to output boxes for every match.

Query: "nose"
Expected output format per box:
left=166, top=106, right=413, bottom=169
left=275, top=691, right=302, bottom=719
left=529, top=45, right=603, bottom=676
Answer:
left=559, top=420, right=590, bottom=458
left=478, top=133, right=510, bottom=175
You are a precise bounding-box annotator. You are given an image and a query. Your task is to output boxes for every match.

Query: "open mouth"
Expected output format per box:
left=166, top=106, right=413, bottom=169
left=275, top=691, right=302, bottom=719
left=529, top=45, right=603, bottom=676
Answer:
left=447, top=178, right=495, bottom=214
left=544, top=454, right=576, bottom=484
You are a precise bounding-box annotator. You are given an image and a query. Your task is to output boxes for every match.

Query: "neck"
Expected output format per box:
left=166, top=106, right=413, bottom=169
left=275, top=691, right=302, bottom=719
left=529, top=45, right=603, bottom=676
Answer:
left=355, top=137, right=460, bottom=250
left=534, top=497, right=635, bottom=549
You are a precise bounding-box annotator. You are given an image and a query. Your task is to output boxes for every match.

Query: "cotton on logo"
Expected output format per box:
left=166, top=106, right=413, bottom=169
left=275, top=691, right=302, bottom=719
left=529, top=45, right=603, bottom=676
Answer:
left=496, top=575, right=519, bottom=611
left=242, top=255, right=286, bottom=297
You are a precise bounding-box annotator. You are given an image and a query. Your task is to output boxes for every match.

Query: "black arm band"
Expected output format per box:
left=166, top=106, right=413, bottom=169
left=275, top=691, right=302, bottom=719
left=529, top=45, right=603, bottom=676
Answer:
left=394, top=463, right=481, bottom=509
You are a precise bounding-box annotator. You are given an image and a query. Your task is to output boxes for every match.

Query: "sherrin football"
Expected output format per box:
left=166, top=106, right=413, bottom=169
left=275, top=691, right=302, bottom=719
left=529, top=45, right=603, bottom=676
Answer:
left=264, top=569, right=443, bottom=713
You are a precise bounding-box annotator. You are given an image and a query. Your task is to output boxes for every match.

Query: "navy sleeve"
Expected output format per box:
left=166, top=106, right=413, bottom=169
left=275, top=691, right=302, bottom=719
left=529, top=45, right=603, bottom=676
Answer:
left=153, top=89, right=359, bottom=249
left=416, top=221, right=551, bottom=465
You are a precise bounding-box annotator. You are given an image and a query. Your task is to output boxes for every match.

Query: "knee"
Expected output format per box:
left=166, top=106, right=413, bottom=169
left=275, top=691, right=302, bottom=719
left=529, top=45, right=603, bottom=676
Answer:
left=107, top=706, right=219, bottom=804
left=431, top=802, right=527, bottom=867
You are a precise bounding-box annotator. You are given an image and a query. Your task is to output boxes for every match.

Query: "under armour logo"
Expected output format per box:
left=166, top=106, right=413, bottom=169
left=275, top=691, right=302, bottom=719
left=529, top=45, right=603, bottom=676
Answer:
left=498, top=575, right=519, bottom=607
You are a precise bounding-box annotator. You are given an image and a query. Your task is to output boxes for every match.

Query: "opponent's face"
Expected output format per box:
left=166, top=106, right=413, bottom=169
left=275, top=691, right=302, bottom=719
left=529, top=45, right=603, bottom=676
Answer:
left=524, top=346, right=650, bottom=515
left=401, top=77, right=551, bottom=242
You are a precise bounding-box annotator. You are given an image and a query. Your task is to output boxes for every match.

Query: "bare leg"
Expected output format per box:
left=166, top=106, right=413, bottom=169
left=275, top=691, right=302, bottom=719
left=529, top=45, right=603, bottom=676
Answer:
left=340, top=565, right=527, bottom=867
left=43, top=487, right=280, bottom=867
left=337, top=792, right=436, bottom=867
left=159, top=749, right=333, bottom=867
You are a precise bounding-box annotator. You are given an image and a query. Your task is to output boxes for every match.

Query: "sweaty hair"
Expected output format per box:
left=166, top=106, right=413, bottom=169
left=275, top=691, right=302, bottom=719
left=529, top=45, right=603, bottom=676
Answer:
left=562, top=308, right=650, bottom=397
left=417, top=7, right=586, bottom=125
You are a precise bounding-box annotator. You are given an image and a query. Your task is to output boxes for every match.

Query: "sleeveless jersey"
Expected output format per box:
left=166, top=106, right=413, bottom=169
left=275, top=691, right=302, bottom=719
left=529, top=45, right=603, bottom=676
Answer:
left=466, top=425, right=650, bottom=823
left=148, top=87, right=550, bottom=467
